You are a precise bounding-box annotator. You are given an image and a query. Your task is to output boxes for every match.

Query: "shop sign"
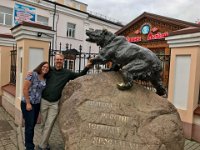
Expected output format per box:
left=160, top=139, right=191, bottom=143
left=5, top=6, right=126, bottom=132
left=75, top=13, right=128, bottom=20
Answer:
left=147, top=32, right=169, bottom=40
left=126, top=36, right=142, bottom=42
left=14, top=3, right=36, bottom=25
left=126, top=31, right=169, bottom=43
left=126, top=22, right=169, bottom=42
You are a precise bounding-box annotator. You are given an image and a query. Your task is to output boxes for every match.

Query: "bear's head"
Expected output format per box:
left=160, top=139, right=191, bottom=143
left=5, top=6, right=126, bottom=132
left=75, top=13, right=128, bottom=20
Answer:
left=86, top=29, right=116, bottom=48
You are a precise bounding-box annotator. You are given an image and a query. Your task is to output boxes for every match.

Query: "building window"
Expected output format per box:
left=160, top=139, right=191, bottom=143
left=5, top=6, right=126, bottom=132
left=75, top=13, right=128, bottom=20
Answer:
left=64, top=59, right=74, bottom=71
left=0, top=6, right=13, bottom=26
left=67, top=23, right=76, bottom=38
left=37, top=15, right=48, bottom=26
left=68, top=60, right=74, bottom=71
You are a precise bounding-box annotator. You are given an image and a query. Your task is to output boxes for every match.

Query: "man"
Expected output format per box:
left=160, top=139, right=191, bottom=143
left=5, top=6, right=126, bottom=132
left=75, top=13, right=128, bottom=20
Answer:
left=38, top=53, right=93, bottom=150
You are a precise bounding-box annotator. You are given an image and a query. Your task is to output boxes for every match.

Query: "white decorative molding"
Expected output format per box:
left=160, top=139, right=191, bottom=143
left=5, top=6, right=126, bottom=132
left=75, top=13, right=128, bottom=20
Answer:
left=166, top=32, right=200, bottom=48
left=11, top=25, right=55, bottom=42
left=0, top=37, right=15, bottom=47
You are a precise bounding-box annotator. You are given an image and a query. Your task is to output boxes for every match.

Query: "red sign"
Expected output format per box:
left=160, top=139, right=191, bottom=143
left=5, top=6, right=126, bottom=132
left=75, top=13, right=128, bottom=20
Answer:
left=126, top=36, right=142, bottom=42
left=147, top=32, right=169, bottom=41
left=126, top=32, right=169, bottom=43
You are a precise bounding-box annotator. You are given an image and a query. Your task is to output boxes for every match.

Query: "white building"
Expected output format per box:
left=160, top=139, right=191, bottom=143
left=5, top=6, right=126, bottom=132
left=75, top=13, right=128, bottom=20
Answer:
left=0, top=0, right=123, bottom=53
left=0, top=0, right=123, bottom=126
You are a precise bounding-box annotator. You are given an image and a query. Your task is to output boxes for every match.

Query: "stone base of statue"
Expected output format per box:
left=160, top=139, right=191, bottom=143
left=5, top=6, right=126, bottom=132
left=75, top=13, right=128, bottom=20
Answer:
left=58, top=72, right=184, bottom=150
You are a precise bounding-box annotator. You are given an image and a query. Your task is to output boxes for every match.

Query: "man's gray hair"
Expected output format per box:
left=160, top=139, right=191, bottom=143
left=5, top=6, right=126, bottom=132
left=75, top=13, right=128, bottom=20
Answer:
left=54, top=52, right=64, bottom=59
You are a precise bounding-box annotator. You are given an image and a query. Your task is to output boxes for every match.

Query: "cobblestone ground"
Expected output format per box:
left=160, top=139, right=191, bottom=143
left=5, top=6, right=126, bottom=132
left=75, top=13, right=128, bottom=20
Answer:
left=185, top=139, right=200, bottom=150
left=0, top=107, right=18, bottom=150
left=21, top=120, right=65, bottom=150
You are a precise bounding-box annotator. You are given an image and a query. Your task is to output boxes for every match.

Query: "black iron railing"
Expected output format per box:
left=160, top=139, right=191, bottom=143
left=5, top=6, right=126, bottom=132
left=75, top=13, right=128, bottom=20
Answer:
left=10, top=42, right=170, bottom=94
left=10, top=44, right=17, bottom=85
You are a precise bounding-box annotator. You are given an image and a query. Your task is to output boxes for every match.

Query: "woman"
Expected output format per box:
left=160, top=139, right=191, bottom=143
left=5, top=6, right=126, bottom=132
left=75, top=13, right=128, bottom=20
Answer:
left=21, top=61, right=49, bottom=150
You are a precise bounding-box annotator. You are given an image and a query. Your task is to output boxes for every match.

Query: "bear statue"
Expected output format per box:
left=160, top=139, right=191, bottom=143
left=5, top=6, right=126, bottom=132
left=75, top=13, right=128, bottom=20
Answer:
left=86, top=29, right=166, bottom=96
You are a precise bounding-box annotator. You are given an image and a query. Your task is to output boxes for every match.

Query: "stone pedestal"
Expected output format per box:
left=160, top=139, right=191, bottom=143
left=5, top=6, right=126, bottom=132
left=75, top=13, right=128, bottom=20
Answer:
left=59, top=72, right=185, bottom=150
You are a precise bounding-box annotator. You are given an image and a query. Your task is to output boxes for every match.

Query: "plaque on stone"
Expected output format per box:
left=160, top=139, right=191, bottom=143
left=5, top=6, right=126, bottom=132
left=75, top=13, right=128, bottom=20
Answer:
left=59, top=72, right=184, bottom=150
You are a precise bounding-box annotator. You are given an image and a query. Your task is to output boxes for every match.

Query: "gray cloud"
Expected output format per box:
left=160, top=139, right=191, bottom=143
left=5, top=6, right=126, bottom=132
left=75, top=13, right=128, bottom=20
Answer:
left=79, top=0, right=200, bottom=24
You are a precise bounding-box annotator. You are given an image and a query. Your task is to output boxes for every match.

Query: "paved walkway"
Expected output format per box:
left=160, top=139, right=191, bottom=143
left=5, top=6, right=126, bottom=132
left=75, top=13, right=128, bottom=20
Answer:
left=25, top=121, right=65, bottom=150
left=185, top=140, right=200, bottom=150
left=0, top=106, right=200, bottom=150
left=0, top=107, right=18, bottom=150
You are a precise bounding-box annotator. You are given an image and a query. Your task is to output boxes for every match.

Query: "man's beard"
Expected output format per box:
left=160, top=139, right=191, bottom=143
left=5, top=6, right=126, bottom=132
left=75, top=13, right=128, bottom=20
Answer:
left=55, top=63, right=63, bottom=70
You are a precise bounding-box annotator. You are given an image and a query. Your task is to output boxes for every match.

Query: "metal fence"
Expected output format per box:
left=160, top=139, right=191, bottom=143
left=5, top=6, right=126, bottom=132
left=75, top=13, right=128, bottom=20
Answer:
left=9, top=43, right=170, bottom=93
left=49, top=43, right=108, bottom=74
left=10, top=44, right=17, bottom=85
left=49, top=43, right=170, bottom=92
left=135, top=54, right=170, bottom=92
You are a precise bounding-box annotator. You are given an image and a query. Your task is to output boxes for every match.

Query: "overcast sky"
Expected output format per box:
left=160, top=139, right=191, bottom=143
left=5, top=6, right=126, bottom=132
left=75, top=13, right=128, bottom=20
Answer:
left=78, top=0, right=200, bottom=25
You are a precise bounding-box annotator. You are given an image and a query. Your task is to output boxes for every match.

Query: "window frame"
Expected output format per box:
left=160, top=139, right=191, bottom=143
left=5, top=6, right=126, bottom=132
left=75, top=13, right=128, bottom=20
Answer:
left=64, top=59, right=74, bottom=71
left=66, top=22, right=76, bottom=38
left=37, top=15, right=48, bottom=26
left=0, top=6, right=13, bottom=26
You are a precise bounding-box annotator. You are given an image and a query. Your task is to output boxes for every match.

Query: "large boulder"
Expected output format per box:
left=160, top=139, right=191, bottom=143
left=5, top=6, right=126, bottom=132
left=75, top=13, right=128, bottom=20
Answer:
left=58, top=72, right=184, bottom=150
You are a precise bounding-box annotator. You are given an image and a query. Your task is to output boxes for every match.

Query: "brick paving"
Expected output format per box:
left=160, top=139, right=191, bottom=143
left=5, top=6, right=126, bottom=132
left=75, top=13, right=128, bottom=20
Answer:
left=1, top=106, right=200, bottom=150
left=185, top=140, right=200, bottom=150
left=0, top=107, right=17, bottom=150
left=27, top=121, right=65, bottom=150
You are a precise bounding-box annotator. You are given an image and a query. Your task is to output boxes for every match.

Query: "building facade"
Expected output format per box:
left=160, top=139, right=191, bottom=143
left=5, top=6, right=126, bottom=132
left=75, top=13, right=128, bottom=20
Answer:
left=116, top=12, right=200, bottom=87
left=0, top=0, right=123, bottom=52
left=0, top=0, right=123, bottom=126
left=116, top=12, right=200, bottom=54
left=116, top=12, right=200, bottom=142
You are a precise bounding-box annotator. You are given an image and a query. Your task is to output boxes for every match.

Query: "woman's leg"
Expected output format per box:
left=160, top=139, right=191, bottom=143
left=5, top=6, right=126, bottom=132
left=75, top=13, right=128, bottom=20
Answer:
left=21, top=101, right=35, bottom=150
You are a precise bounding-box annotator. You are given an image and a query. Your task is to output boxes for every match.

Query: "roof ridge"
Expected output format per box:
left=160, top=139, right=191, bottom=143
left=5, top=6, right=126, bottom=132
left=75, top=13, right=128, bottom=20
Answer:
left=116, top=11, right=200, bottom=35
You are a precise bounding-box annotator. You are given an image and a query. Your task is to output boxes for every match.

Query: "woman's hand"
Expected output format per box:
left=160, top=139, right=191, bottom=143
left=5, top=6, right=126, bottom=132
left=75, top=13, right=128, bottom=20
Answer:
left=26, top=103, right=32, bottom=111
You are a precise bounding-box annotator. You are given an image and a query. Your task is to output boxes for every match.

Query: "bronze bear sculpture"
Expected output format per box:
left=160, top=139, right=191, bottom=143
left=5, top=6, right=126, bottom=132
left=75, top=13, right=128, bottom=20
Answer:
left=86, top=29, right=166, bottom=96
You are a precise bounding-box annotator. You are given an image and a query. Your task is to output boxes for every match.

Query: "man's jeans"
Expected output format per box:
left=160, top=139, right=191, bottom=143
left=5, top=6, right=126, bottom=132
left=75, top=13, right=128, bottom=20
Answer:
left=21, top=101, right=40, bottom=150
left=39, top=98, right=59, bottom=149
